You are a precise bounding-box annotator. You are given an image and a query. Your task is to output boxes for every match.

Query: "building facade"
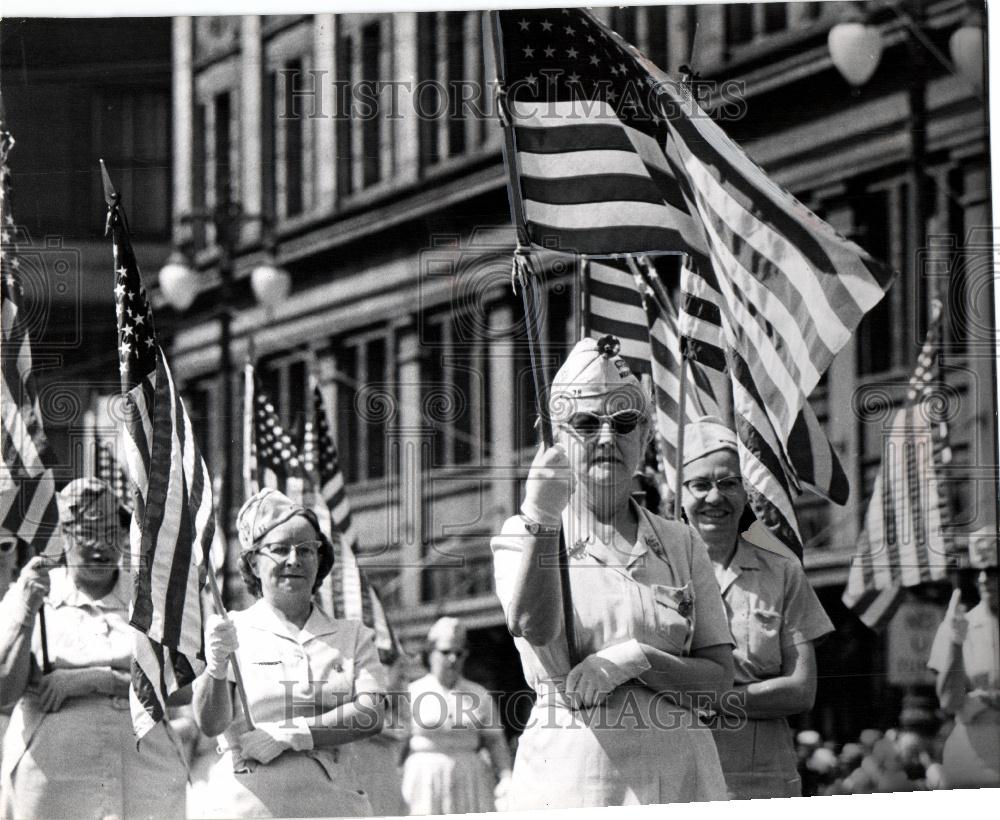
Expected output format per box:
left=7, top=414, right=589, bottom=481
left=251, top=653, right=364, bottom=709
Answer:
left=1, top=17, right=173, bottom=483
left=165, top=3, right=993, bottom=739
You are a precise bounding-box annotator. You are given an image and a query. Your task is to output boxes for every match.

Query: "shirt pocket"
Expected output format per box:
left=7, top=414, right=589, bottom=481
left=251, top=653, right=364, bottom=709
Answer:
left=747, top=607, right=783, bottom=676
left=651, top=581, right=695, bottom=655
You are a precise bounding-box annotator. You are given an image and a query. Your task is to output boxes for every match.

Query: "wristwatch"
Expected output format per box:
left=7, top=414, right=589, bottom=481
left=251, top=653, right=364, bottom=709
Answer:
left=519, top=514, right=561, bottom=536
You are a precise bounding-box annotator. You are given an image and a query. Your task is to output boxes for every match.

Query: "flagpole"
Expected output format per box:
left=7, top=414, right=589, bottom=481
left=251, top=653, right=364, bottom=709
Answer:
left=579, top=256, right=590, bottom=338
left=203, top=553, right=255, bottom=729
left=38, top=606, right=52, bottom=674
left=243, top=362, right=256, bottom=500
left=490, top=10, right=579, bottom=669
left=675, top=355, right=689, bottom=521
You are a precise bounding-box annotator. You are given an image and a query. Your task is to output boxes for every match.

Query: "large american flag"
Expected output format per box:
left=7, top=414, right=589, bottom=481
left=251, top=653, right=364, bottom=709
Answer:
left=842, top=301, right=952, bottom=623
left=494, top=8, right=890, bottom=554
left=107, top=185, right=214, bottom=739
left=244, top=366, right=400, bottom=663
left=0, top=121, right=61, bottom=559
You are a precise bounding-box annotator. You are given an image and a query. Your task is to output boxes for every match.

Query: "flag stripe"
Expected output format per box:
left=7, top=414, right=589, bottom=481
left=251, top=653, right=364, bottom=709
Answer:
left=1, top=123, right=61, bottom=558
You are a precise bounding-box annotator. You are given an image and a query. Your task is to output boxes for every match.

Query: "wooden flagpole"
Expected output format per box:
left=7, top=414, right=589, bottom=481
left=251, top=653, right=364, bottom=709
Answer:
left=490, top=11, right=579, bottom=668
left=204, top=554, right=255, bottom=729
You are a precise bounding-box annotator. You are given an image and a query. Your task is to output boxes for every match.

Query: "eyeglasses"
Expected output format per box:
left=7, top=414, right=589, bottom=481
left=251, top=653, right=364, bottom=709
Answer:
left=564, top=411, right=642, bottom=438
left=683, top=476, right=745, bottom=497
left=257, top=540, right=322, bottom=560
left=65, top=527, right=123, bottom=548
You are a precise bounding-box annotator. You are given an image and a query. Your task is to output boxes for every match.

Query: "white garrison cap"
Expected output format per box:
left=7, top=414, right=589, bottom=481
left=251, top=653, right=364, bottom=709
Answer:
left=549, top=336, right=647, bottom=420
left=682, top=416, right=738, bottom=466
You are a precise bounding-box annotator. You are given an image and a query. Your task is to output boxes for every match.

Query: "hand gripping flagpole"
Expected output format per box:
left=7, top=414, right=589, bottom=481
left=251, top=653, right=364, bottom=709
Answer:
left=100, top=160, right=254, bottom=730
left=490, top=11, right=579, bottom=669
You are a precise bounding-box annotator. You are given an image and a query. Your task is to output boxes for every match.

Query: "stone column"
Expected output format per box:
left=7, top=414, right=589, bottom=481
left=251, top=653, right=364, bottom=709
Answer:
left=240, top=16, right=263, bottom=243
left=172, top=17, right=194, bottom=248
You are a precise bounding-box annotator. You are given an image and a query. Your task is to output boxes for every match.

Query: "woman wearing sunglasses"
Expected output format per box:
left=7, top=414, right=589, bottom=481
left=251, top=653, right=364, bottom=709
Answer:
left=0, top=478, right=188, bottom=819
left=401, top=616, right=512, bottom=815
left=189, top=488, right=386, bottom=818
left=490, top=336, right=734, bottom=809
left=679, top=417, right=832, bottom=799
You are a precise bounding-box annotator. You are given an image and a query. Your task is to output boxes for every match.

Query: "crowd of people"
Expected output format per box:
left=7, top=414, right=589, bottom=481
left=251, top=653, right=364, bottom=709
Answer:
left=0, top=335, right=996, bottom=818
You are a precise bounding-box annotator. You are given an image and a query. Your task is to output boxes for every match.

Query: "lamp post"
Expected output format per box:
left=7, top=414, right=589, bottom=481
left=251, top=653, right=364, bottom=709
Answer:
left=828, top=0, right=986, bottom=317
left=159, top=188, right=291, bottom=603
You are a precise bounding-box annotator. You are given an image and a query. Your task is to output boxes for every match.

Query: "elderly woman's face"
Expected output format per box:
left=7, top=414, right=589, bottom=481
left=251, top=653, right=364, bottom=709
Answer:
left=249, top=515, right=321, bottom=604
left=429, top=635, right=467, bottom=686
left=62, top=510, right=125, bottom=585
left=555, top=390, right=649, bottom=489
left=681, top=449, right=747, bottom=547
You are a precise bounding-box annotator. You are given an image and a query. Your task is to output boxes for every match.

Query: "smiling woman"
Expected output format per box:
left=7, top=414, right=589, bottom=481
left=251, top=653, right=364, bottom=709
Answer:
left=189, top=488, right=386, bottom=819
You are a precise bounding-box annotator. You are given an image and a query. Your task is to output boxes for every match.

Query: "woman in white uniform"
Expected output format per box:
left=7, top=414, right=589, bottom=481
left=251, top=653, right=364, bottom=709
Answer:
left=679, top=417, right=833, bottom=799
left=0, top=478, right=188, bottom=820
left=927, top=526, right=1000, bottom=787
left=189, top=488, right=386, bottom=819
left=401, top=617, right=512, bottom=814
left=491, top=336, right=734, bottom=809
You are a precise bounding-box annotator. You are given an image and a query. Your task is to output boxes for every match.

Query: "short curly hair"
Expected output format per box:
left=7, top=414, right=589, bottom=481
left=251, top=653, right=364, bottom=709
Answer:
left=238, top=518, right=336, bottom=598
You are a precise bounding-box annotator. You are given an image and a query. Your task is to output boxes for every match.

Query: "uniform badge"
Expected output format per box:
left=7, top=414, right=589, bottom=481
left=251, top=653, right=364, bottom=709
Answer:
left=568, top=538, right=589, bottom=559
left=645, top=535, right=666, bottom=561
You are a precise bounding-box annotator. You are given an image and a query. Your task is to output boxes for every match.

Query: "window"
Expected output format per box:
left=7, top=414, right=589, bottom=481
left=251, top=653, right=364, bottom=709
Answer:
left=336, top=30, right=355, bottom=197
left=193, top=102, right=208, bottom=248
left=263, top=70, right=277, bottom=220
left=643, top=6, right=669, bottom=72
left=725, top=5, right=754, bottom=49
left=361, top=22, right=383, bottom=186
left=445, top=12, right=467, bottom=158
left=420, top=308, right=490, bottom=467
left=213, top=91, right=233, bottom=207
left=258, top=354, right=310, bottom=436
left=855, top=180, right=910, bottom=375
left=281, top=58, right=305, bottom=217
left=725, top=3, right=790, bottom=52
left=334, top=333, right=395, bottom=482
left=764, top=3, right=789, bottom=35
left=416, top=10, right=484, bottom=170
left=91, top=87, right=171, bottom=238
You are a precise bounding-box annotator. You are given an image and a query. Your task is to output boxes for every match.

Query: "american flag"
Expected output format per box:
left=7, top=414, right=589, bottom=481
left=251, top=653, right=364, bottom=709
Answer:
left=0, top=120, right=61, bottom=559
left=679, top=261, right=849, bottom=556
left=305, top=376, right=400, bottom=664
left=244, top=364, right=400, bottom=663
left=106, top=176, right=215, bottom=740
left=584, top=255, right=722, bottom=493
left=842, top=301, right=952, bottom=625
left=492, top=9, right=707, bottom=255
left=494, top=8, right=890, bottom=553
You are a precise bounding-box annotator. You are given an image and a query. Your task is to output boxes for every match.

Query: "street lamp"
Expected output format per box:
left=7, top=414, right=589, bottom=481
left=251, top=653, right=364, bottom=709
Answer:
left=158, top=189, right=290, bottom=602
left=949, top=4, right=986, bottom=90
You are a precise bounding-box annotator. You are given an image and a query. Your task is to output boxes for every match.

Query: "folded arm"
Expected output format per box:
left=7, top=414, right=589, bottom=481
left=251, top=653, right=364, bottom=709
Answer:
left=730, top=639, right=817, bottom=719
